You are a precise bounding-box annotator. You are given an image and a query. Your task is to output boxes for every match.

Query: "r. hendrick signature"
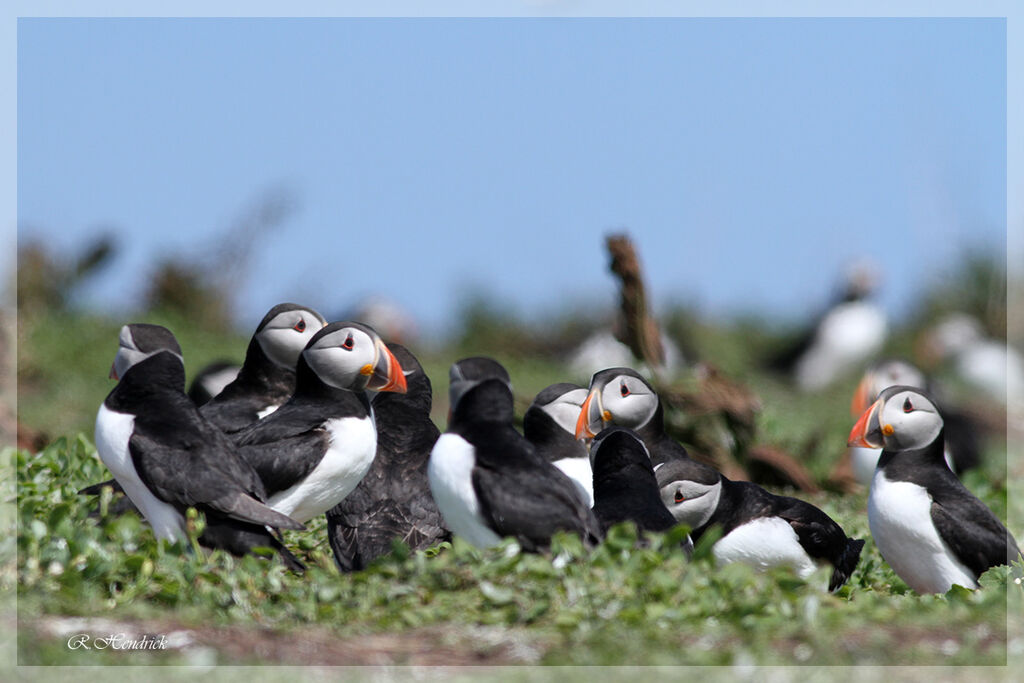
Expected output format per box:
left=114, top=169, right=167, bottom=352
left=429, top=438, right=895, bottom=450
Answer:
left=67, top=633, right=168, bottom=650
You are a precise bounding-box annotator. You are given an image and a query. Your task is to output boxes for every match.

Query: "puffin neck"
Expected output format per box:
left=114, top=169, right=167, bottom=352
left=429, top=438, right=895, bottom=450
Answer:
left=876, top=428, right=947, bottom=472
left=451, top=379, right=514, bottom=426
left=229, top=337, right=294, bottom=394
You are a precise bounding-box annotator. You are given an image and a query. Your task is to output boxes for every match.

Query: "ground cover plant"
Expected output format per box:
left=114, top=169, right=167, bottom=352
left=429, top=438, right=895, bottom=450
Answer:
left=12, top=300, right=1024, bottom=672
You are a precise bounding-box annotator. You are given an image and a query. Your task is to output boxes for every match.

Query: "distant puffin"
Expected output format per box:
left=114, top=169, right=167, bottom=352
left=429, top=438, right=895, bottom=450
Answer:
left=845, top=359, right=980, bottom=484
left=590, top=427, right=679, bottom=536
left=326, top=343, right=449, bottom=572
left=427, top=357, right=602, bottom=550
left=201, top=303, right=327, bottom=434
left=92, top=324, right=305, bottom=569
left=523, top=383, right=593, bottom=505
left=849, top=385, right=1020, bottom=593
left=656, top=458, right=865, bottom=592
left=187, top=360, right=240, bottom=406
left=233, top=322, right=407, bottom=523
left=922, top=312, right=1024, bottom=406
left=767, top=262, right=887, bottom=392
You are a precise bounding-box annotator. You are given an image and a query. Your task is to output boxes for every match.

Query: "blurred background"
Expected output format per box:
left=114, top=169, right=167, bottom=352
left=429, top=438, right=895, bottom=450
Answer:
left=10, top=18, right=1014, bottom=486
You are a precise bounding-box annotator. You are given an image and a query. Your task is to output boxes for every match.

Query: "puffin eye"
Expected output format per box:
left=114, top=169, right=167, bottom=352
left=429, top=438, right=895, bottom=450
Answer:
left=342, top=334, right=355, bottom=350
left=293, top=319, right=306, bottom=332
left=903, top=397, right=914, bottom=413
left=620, top=383, right=630, bottom=397
left=674, top=490, right=685, bottom=504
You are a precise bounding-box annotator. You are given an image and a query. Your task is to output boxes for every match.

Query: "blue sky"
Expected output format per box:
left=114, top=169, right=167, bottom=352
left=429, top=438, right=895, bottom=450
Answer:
left=16, top=15, right=1008, bottom=336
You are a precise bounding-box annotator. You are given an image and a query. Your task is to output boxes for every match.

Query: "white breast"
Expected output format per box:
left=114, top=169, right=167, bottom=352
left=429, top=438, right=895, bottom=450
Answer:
left=867, top=470, right=977, bottom=593
left=94, top=405, right=186, bottom=543
left=712, top=516, right=818, bottom=580
left=427, top=433, right=501, bottom=548
left=267, top=415, right=377, bottom=523
left=552, top=456, right=593, bottom=507
left=795, top=302, right=887, bottom=391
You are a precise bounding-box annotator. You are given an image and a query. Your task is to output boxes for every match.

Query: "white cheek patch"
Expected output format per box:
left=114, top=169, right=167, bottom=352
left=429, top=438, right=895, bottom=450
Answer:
left=541, top=389, right=589, bottom=435
left=304, top=345, right=365, bottom=390
left=602, top=386, right=657, bottom=429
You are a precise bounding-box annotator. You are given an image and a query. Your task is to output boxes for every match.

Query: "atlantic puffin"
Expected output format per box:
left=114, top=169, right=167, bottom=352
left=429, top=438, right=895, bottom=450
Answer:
left=92, top=323, right=305, bottom=569
left=326, top=343, right=449, bottom=572
left=656, top=457, right=864, bottom=592
left=845, top=359, right=980, bottom=484
left=590, top=427, right=679, bottom=536
left=848, top=385, right=1020, bottom=593
left=922, top=312, right=1024, bottom=406
left=767, top=262, right=887, bottom=392
left=233, top=321, right=406, bottom=523
left=523, top=383, right=593, bottom=505
left=427, top=357, right=602, bottom=550
left=201, top=303, right=327, bottom=434
left=576, top=367, right=714, bottom=475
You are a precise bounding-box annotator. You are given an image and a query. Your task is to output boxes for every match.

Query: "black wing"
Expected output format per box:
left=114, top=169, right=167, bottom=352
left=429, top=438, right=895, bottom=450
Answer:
left=200, top=394, right=270, bottom=434
left=930, top=493, right=1020, bottom=579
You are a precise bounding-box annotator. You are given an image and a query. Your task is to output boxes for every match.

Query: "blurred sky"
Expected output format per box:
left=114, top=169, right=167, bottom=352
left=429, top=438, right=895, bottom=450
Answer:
left=16, top=15, right=1009, bottom=337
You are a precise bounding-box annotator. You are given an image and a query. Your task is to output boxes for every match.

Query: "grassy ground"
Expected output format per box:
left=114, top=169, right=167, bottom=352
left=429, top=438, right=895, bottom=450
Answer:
left=11, top=310, right=1024, bottom=672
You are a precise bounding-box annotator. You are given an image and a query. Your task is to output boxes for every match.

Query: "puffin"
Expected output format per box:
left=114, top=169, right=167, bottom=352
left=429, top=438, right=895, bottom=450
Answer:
left=187, top=360, right=241, bottom=406
left=201, top=303, right=327, bottom=434
left=590, top=427, right=679, bottom=536
left=427, top=357, right=602, bottom=550
left=92, top=323, right=306, bottom=569
left=656, top=457, right=864, bottom=592
left=523, top=383, right=593, bottom=506
left=325, top=343, right=449, bottom=572
left=767, top=262, right=887, bottom=392
left=575, top=367, right=716, bottom=477
left=845, top=359, right=980, bottom=484
left=922, top=312, right=1024, bottom=406
left=848, top=385, right=1020, bottom=593
left=233, top=321, right=407, bottom=523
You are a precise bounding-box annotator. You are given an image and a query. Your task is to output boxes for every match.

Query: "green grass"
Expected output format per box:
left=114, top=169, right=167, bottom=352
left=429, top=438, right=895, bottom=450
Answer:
left=13, top=310, right=1024, bottom=668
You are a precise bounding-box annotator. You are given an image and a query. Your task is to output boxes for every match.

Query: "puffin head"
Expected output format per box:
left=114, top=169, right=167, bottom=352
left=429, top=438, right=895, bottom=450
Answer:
left=848, top=385, right=943, bottom=452
left=254, top=303, right=328, bottom=370
left=654, top=457, right=722, bottom=528
left=110, top=324, right=183, bottom=380
left=575, top=367, right=659, bottom=440
left=302, top=321, right=406, bottom=393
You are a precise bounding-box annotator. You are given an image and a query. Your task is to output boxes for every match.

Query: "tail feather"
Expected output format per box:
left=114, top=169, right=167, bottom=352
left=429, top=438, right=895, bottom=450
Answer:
left=213, top=491, right=306, bottom=531
left=829, top=538, right=866, bottom=592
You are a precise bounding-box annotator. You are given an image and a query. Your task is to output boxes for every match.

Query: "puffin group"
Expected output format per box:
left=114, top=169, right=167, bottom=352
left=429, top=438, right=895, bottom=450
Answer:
left=84, top=300, right=1020, bottom=595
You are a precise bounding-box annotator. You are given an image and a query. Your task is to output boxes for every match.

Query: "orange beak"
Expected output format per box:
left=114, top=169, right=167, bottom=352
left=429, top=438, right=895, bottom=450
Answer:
left=848, top=398, right=884, bottom=448
left=850, top=372, right=874, bottom=418
left=367, top=341, right=407, bottom=393
left=575, top=388, right=604, bottom=440
left=109, top=363, right=119, bottom=381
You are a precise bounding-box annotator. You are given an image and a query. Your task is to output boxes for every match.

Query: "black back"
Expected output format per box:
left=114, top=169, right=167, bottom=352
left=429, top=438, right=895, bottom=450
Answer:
left=188, top=360, right=241, bottom=407
left=591, top=427, right=676, bottom=534
left=451, top=378, right=602, bottom=551
left=326, top=344, right=449, bottom=572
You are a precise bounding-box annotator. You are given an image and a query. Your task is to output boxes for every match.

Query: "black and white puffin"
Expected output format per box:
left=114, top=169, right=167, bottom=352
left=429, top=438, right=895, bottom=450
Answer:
left=523, top=383, right=593, bottom=506
left=576, top=367, right=712, bottom=473
left=427, top=357, right=602, bottom=550
left=767, top=262, right=887, bottom=392
left=201, top=303, right=327, bottom=434
left=656, top=457, right=865, bottom=592
left=846, top=359, right=980, bottom=484
left=233, top=321, right=407, bottom=523
left=590, top=427, right=679, bottom=536
left=326, top=343, right=449, bottom=572
left=848, top=385, right=1020, bottom=593
left=92, top=324, right=305, bottom=569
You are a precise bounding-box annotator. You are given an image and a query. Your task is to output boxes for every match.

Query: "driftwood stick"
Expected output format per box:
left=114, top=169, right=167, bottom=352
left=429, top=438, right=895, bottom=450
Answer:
left=606, top=234, right=665, bottom=371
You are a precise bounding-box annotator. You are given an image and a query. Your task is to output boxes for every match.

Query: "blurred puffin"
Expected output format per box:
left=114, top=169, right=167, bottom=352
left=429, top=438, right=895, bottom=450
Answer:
left=427, top=357, right=602, bottom=550
left=922, top=312, right=1024, bottom=406
left=656, top=457, right=865, bottom=592
left=590, top=427, right=681, bottom=538
left=92, top=324, right=305, bottom=569
left=233, top=322, right=406, bottom=523
left=849, top=385, right=1020, bottom=593
left=187, top=360, right=240, bottom=406
left=844, top=359, right=980, bottom=485
left=767, top=261, right=887, bottom=392
left=523, top=383, right=593, bottom=505
left=201, top=303, right=327, bottom=434
left=326, top=343, right=449, bottom=572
